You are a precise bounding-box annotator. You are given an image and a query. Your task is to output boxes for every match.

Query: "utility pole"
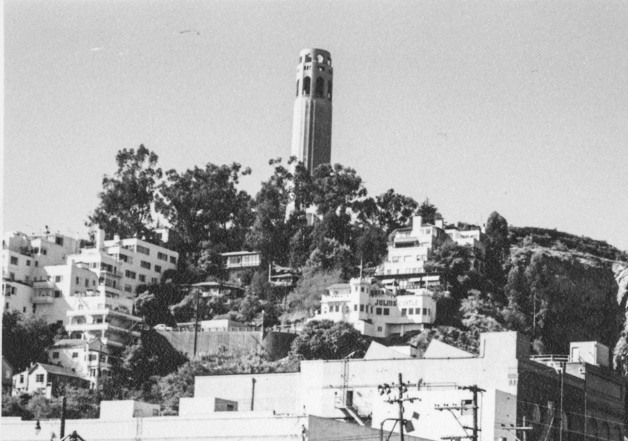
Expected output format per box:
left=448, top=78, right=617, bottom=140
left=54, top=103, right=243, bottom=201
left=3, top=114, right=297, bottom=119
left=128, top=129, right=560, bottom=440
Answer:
left=60, top=395, right=66, bottom=439
left=378, top=374, right=419, bottom=441
left=458, top=385, right=485, bottom=441
left=398, top=373, right=405, bottom=441
left=193, top=287, right=200, bottom=357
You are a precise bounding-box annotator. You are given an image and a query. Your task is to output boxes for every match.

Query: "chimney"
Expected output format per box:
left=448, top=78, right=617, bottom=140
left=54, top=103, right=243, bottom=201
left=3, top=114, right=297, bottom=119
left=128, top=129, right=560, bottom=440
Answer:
left=96, top=229, right=105, bottom=250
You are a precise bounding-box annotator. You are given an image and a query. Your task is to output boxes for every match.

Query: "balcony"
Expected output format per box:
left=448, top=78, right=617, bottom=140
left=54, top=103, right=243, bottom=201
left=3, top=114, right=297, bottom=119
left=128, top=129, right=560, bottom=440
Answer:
left=33, top=281, right=55, bottom=289
left=65, top=322, right=141, bottom=338
left=32, top=294, right=54, bottom=304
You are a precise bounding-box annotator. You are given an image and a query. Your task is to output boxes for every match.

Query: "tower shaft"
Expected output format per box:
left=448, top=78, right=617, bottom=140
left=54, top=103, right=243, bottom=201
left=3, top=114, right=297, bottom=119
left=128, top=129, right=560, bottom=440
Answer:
left=291, top=48, right=333, bottom=172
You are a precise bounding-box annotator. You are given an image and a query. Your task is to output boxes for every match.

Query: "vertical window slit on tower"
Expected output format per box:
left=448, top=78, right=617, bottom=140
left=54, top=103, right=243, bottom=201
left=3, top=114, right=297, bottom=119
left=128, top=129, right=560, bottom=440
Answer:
left=303, top=77, right=311, bottom=95
left=296, top=80, right=299, bottom=97
left=327, top=80, right=333, bottom=100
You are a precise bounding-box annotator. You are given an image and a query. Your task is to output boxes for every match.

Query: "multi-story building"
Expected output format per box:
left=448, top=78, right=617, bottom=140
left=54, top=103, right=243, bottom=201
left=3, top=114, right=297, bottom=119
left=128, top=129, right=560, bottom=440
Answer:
left=45, top=338, right=116, bottom=387
left=312, top=277, right=436, bottom=337
left=3, top=228, right=179, bottom=389
left=375, top=216, right=486, bottom=289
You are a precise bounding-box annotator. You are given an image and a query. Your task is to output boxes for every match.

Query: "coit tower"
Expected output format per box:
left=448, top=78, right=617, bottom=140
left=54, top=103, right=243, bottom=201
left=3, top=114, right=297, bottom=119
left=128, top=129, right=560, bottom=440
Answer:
left=291, top=48, right=333, bottom=172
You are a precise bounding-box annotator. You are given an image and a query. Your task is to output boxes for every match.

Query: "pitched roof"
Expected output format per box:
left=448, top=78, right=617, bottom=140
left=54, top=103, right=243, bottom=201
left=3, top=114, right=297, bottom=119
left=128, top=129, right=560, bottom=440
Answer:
left=50, top=339, right=86, bottom=348
left=31, top=363, right=86, bottom=379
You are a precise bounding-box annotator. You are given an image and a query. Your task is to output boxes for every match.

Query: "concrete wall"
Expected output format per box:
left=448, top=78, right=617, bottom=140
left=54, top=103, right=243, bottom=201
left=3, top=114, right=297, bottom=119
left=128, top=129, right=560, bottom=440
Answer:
left=156, top=330, right=264, bottom=358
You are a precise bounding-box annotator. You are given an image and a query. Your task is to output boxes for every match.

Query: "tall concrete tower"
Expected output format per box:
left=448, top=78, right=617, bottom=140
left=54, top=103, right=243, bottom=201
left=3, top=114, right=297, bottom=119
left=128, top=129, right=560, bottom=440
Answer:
left=291, top=48, right=333, bottom=172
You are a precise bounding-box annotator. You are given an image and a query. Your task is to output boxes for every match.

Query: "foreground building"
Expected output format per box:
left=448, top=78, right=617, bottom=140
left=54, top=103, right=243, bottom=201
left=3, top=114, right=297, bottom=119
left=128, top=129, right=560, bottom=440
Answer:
left=313, top=277, right=436, bottom=337
left=188, top=331, right=626, bottom=441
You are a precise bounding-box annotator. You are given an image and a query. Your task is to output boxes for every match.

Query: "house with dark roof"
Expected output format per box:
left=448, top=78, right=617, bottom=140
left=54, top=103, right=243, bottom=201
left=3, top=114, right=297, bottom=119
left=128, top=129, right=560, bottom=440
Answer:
left=12, top=362, right=90, bottom=398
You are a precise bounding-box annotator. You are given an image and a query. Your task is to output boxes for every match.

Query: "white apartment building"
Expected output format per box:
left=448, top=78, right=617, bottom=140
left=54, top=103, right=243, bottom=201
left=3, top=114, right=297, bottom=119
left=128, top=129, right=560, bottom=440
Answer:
left=312, top=278, right=436, bottom=337
left=375, top=216, right=486, bottom=289
left=3, top=228, right=179, bottom=388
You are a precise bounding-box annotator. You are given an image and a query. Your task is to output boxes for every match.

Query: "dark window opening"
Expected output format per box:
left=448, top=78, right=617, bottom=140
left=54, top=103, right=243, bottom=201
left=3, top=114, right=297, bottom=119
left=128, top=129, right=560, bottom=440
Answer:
left=296, top=79, right=299, bottom=97
left=303, top=77, right=311, bottom=95
left=315, top=77, right=324, bottom=97
left=327, top=80, right=332, bottom=100
left=304, top=54, right=312, bottom=63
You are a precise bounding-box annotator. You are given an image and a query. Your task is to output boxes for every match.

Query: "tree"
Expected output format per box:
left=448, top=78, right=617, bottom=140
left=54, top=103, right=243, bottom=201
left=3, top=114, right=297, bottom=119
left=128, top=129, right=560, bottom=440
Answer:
left=118, top=330, right=188, bottom=389
left=157, top=162, right=252, bottom=274
left=417, top=198, right=439, bottom=225
left=2, top=311, right=56, bottom=371
left=291, top=320, right=369, bottom=360
left=286, top=267, right=342, bottom=313
left=311, top=163, right=367, bottom=216
left=355, top=190, right=419, bottom=236
left=87, top=145, right=162, bottom=241
left=134, top=283, right=183, bottom=326
left=484, top=211, right=510, bottom=284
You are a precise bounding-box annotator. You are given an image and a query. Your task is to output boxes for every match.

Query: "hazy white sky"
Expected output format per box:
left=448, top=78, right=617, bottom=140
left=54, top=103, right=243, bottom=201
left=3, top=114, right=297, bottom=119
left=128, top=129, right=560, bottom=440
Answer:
left=4, top=0, right=628, bottom=251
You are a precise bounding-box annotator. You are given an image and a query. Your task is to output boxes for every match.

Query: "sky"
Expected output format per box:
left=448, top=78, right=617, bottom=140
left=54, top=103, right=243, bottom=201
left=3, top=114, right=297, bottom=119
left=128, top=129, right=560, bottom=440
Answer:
left=3, top=0, right=628, bottom=251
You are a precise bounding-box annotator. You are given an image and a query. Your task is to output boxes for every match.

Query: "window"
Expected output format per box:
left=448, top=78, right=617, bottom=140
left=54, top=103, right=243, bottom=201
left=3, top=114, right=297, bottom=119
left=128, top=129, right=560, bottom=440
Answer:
left=90, top=369, right=97, bottom=377
left=76, top=277, right=80, bottom=284
left=52, top=352, right=59, bottom=359
left=56, top=320, right=63, bottom=327
left=415, top=308, right=421, bottom=314
left=360, top=305, right=364, bottom=312
left=125, top=270, right=136, bottom=279
left=354, top=305, right=357, bottom=311
left=54, top=291, right=61, bottom=298
left=376, top=308, right=382, bottom=315
left=55, top=236, right=64, bottom=246
left=136, top=245, right=150, bottom=255
left=377, top=326, right=383, bottom=332
left=26, top=260, right=31, bottom=266
left=170, top=256, right=177, bottom=264
left=139, top=274, right=146, bottom=283
left=401, top=308, right=407, bottom=315
left=296, top=79, right=299, bottom=97
left=423, top=308, right=427, bottom=315
left=155, top=265, right=162, bottom=273
left=303, top=76, right=311, bottom=95
left=5, top=303, right=8, bottom=310
left=35, top=261, right=39, bottom=267
left=10, top=256, right=18, bottom=265
left=141, top=261, right=151, bottom=270
left=72, top=352, right=78, bottom=358
left=384, top=308, right=390, bottom=316
left=36, top=374, right=45, bottom=383
left=42, top=248, right=48, bottom=255
left=54, top=275, right=63, bottom=283
left=24, top=306, right=28, bottom=313
left=327, top=80, right=332, bottom=100
left=157, top=252, right=168, bottom=261
left=85, top=279, right=89, bottom=287
left=151, top=277, right=158, bottom=284
left=392, top=256, right=399, bottom=263
left=124, top=285, right=133, bottom=293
